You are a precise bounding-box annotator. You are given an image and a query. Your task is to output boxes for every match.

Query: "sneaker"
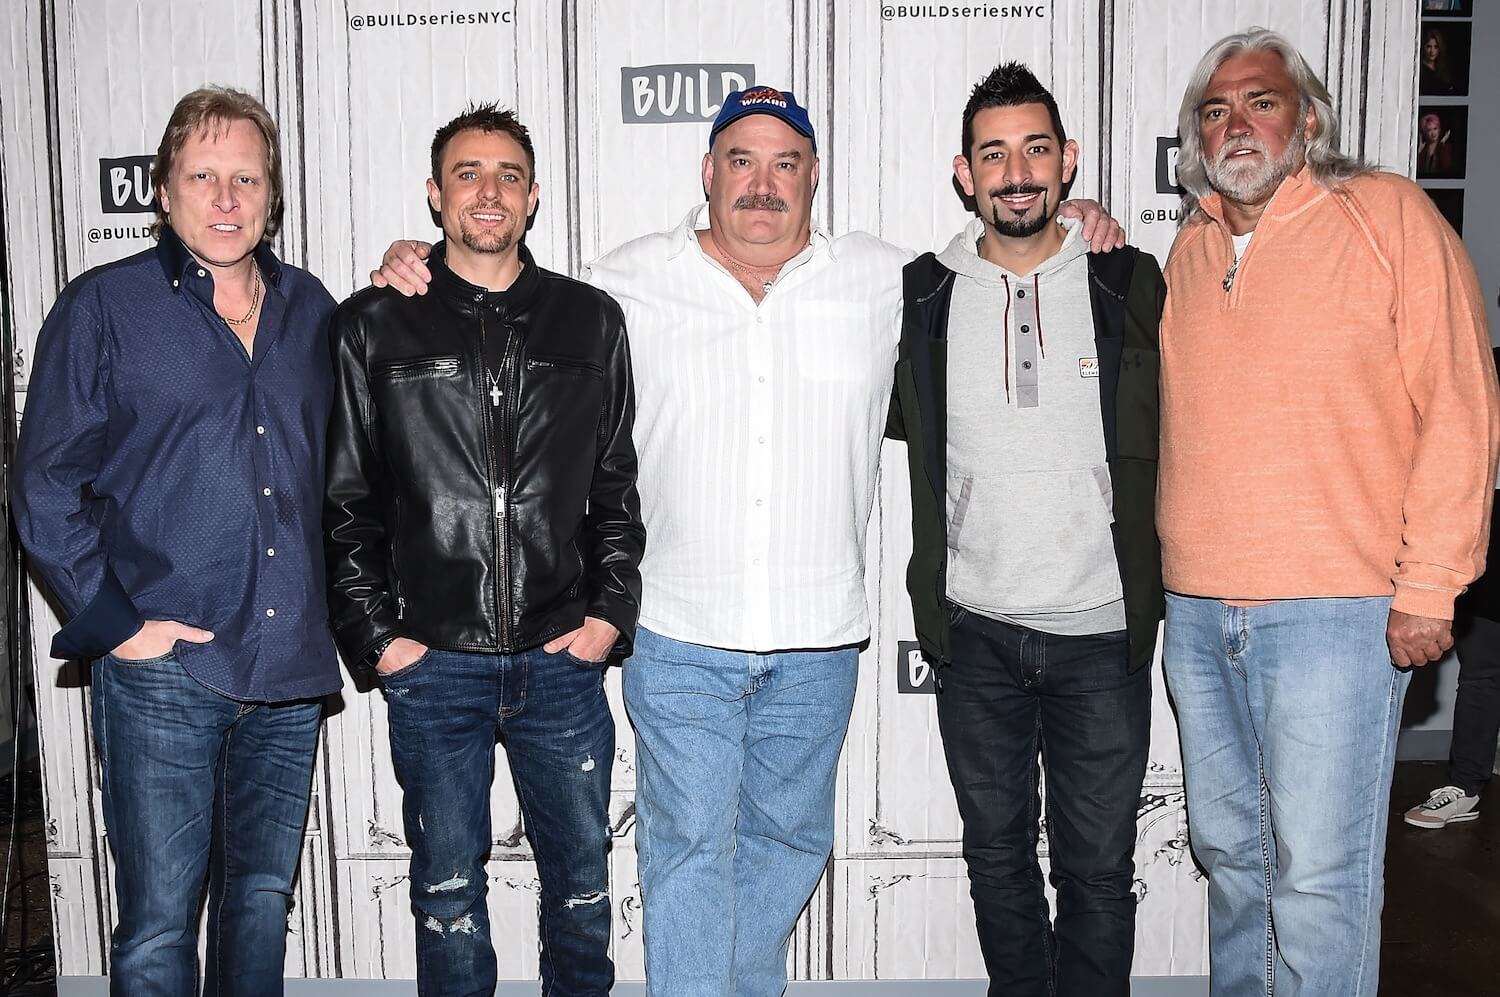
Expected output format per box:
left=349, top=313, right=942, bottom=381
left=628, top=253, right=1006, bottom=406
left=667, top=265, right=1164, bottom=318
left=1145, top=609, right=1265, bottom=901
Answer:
left=1404, top=785, right=1480, bottom=828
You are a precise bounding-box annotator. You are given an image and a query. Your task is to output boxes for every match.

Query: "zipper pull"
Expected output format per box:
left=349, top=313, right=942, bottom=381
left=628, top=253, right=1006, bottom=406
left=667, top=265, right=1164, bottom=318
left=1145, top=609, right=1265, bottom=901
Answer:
left=1222, top=256, right=1239, bottom=293
left=493, top=486, right=506, bottom=519
left=396, top=596, right=406, bottom=619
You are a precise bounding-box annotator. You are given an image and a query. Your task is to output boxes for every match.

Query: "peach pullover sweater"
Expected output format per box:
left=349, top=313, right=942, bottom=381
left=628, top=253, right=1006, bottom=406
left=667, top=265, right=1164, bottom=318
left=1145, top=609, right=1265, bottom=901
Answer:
left=1159, top=167, right=1499, bottom=620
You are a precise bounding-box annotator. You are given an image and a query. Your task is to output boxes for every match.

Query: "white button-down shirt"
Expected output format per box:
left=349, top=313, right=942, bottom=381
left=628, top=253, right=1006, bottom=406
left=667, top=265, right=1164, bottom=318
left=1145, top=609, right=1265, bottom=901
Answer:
left=586, top=204, right=909, bottom=652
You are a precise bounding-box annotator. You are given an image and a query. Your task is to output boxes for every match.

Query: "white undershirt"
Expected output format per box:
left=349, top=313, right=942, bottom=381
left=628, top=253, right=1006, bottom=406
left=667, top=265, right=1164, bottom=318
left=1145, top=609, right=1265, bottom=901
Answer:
left=1232, top=230, right=1253, bottom=261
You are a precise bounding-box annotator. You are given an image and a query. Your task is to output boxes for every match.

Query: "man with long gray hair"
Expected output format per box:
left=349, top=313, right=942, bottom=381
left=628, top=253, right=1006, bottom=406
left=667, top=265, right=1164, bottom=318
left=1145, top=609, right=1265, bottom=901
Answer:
left=1157, top=28, right=1498, bottom=996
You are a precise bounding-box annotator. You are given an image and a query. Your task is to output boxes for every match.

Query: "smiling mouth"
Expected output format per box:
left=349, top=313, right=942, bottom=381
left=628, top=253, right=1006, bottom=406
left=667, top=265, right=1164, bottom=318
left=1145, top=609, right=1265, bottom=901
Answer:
left=210, top=223, right=242, bottom=232
left=469, top=211, right=508, bottom=223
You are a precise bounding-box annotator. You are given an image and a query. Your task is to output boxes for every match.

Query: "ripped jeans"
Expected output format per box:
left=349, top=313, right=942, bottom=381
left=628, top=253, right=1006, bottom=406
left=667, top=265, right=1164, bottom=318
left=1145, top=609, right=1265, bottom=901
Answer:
left=381, top=646, right=614, bottom=997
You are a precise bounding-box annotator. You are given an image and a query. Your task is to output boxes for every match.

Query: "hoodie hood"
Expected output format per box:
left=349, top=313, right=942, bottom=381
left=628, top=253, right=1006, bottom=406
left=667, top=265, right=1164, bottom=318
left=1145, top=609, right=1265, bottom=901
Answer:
left=937, top=214, right=1089, bottom=284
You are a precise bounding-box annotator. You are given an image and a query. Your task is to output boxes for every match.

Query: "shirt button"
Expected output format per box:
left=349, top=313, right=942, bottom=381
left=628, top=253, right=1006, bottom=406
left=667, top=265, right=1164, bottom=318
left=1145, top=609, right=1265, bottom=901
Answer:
left=1022, top=360, right=1033, bottom=370
left=1017, top=289, right=1026, bottom=299
left=756, top=316, right=764, bottom=325
left=266, top=548, right=275, bottom=557
left=171, top=279, right=180, bottom=288
left=263, top=487, right=272, bottom=496
left=758, top=436, right=766, bottom=444
left=758, top=376, right=767, bottom=384
left=197, top=269, right=207, bottom=278
left=752, top=558, right=761, bottom=566
left=473, top=292, right=483, bottom=302
left=1021, top=324, right=1030, bottom=334
left=265, top=608, right=276, bottom=617
left=755, top=499, right=764, bottom=507
left=256, top=425, right=266, bottom=435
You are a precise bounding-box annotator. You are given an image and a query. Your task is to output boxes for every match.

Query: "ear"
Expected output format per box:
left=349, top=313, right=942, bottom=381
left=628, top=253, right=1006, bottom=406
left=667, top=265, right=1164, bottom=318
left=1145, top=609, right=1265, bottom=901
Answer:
left=426, top=177, right=441, bottom=215
left=1061, top=139, right=1080, bottom=185
left=527, top=181, right=540, bottom=218
left=701, top=151, right=714, bottom=200
left=1302, top=101, right=1317, bottom=143
left=157, top=185, right=171, bottom=217
left=953, top=154, right=976, bottom=198
left=810, top=155, right=821, bottom=198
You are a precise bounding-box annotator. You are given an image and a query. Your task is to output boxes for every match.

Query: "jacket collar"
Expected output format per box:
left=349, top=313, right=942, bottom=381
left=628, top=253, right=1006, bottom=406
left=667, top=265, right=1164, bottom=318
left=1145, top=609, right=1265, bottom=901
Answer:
left=428, top=240, right=541, bottom=310
left=154, top=226, right=284, bottom=291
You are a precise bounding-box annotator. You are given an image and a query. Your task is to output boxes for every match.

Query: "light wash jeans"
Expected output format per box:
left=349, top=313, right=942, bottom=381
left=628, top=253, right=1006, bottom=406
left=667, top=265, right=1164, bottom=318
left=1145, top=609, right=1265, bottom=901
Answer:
left=623, top=627, right=859, bottom=997
left=1163, top=594, right=1409, bottom=997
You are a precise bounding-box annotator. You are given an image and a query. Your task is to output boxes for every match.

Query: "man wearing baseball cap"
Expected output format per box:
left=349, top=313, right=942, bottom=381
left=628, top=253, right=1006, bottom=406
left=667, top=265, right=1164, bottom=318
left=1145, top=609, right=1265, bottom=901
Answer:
left=372, top=83, right=1124, bottom=996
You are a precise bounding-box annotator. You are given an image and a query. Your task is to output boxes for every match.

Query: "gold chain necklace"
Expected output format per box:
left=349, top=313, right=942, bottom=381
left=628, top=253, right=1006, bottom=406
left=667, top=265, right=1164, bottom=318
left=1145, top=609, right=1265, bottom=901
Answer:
left=223, top=266, right=262, bottom=326
left=708, top=232, right=784, bottom=292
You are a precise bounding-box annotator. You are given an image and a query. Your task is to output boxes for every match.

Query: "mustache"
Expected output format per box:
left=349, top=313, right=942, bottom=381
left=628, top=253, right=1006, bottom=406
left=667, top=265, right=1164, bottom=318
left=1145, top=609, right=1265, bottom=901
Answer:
left=732, top=193, right=788, bottom=212
left=1213, top=136, right=1269, bottom=166
left=987, top=184, right=1047, bottom=200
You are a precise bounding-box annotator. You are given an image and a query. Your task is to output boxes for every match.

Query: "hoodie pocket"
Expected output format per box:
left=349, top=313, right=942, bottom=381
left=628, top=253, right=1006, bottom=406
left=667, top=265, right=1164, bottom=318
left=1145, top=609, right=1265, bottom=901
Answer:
left=946, top=476, right=975, bottom=550
left=946, top=465, right=1123, bottom=613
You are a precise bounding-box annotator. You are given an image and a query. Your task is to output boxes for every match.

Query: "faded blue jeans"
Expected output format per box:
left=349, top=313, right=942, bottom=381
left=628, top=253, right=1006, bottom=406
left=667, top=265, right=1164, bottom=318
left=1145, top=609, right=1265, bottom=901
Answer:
left=1164, top=595, right=1409, bottom=997
left=380, top=646, right=614, bottom=997
left=623, top=627, right=859, bottom=997
left=92, top=651, right=321, bottom=997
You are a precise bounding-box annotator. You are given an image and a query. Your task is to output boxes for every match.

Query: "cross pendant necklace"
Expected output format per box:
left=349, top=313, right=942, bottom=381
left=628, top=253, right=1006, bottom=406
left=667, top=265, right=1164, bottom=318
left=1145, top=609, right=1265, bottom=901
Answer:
left=487, top=371, right=503, bottom=407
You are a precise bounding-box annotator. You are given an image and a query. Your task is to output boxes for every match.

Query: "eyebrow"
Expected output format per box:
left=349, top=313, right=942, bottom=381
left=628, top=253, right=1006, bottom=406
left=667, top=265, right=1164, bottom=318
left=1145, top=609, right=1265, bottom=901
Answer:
left=1199, top=88, right=1283, bottom=110
left=724, top=147, right=803, bottom=160
left=975, top=133, right=1054, bottom=151
left=450, top=159, right=529, bottom=174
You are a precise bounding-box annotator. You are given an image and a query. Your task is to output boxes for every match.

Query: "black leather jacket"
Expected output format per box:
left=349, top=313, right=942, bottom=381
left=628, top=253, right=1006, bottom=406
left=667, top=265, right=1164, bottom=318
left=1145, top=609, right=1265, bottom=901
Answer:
left=324, top=243, right=644, bottom=670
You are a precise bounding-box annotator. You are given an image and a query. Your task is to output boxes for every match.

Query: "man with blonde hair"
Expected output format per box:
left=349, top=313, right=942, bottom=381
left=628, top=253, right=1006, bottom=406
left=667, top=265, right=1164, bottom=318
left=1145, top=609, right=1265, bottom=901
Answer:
left=14, top=87, right=340, bottom=995
left=1158, top=28, right=1498, bottom=996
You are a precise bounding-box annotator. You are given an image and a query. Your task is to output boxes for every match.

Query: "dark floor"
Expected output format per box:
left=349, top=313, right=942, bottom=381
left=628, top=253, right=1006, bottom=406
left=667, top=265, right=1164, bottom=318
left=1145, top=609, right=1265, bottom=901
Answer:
left=0, top=759, right=1495, bottom=994
left=1381, top=760, right=1500, bottom=997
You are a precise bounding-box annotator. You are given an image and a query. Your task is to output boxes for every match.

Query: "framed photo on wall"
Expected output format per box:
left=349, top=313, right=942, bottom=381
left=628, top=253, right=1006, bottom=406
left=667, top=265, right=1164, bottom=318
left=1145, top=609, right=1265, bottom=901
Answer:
left=1417, top=105, right=1468, bottom=179
left=1424, top=187, right=1464, bottom=235
left=1421, top=20, right=1472, bottom=95
left=1422, top=0, right=1472, bottom=17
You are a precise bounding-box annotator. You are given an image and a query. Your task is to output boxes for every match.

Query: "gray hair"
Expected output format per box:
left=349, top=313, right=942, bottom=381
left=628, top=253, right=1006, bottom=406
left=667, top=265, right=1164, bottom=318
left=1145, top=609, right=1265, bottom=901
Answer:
left=1175, top=27, right=1372, bottom=224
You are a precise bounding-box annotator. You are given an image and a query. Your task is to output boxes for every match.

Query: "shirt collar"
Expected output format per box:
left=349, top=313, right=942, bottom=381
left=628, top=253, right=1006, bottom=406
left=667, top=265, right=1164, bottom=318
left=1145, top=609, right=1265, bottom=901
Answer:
left=154, top=226, right=285, bottom=292
left=666, top=202, right=835, bottom=263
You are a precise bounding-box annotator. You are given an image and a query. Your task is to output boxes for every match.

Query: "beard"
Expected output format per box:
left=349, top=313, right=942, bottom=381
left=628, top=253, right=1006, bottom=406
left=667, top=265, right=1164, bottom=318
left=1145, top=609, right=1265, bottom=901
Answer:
left=457, top=205, right=521, bottom=255
left=985, top=184, right=1054, bottom=238
left=1205, top=128, right=1306, bottom=205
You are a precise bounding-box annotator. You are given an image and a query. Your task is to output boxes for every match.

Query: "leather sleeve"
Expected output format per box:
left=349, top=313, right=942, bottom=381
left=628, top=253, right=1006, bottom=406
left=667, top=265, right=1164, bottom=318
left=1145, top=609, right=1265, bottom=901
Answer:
left=323, top=300, right=401, bottom=670
left=582, top=297, right=646, bottom=657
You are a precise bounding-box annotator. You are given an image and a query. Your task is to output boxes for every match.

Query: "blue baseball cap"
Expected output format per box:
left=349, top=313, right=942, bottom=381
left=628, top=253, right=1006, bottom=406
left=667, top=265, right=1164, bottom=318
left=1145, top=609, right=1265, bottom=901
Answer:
left=708, top=86, right=817, bottom=152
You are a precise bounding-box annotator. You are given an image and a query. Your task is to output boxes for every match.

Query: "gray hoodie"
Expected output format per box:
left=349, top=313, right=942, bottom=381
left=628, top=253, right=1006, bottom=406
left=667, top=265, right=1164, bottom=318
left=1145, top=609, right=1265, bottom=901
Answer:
left=940, top=216, right=1126, bottom=635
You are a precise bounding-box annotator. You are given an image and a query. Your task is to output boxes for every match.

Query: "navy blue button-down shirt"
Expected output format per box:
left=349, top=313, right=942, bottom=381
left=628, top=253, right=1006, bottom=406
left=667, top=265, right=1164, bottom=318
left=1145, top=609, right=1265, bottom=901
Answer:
left=12, top=229, right=342, bottom=702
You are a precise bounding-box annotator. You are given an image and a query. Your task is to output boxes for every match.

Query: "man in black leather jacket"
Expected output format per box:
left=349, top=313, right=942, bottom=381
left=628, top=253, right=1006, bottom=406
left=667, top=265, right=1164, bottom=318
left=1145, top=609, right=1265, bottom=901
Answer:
left=324, top=103, right=643, bottom=997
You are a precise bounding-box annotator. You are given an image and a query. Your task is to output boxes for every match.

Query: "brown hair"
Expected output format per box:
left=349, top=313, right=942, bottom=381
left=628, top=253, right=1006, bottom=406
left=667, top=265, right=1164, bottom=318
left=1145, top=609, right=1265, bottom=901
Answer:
left=430, top=102, right=536, bottom=188
left=150, top=86, right=283, bottom=240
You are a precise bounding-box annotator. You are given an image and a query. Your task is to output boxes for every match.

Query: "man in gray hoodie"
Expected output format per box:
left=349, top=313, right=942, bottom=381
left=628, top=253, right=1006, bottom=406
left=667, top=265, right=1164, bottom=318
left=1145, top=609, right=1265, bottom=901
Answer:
left=888, top=62, right=1166, bottom=996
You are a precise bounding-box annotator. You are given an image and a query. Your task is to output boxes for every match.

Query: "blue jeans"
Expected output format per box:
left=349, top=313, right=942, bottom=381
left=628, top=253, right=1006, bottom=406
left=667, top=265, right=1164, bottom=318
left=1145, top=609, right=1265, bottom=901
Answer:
left=1163, top=595, right=1409, bottom=997
left=938, top=608, right=1149, bottom=997
left=623, top=627, right=859, bottom=997
left=91, top=651, right=322, bottom=997
left=380, top=647, right=614, bottom=997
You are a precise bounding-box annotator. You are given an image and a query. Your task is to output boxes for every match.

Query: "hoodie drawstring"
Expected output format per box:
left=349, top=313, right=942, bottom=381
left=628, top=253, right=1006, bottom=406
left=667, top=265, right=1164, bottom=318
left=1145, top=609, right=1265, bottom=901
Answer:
left=1032, top=274, right=1045, bottom=358
left=1000, top=274, right=1012, bottom=404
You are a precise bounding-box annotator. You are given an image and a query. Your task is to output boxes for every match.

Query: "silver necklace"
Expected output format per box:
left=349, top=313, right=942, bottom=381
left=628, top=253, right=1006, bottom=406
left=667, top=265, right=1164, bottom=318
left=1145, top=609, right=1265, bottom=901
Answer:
left=486, top=370, right=503, bottom=407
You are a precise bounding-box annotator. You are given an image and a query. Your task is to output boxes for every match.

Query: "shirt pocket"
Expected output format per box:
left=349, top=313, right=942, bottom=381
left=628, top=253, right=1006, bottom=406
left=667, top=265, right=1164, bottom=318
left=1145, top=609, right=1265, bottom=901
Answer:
left=790, top=303, right=890, bottom=384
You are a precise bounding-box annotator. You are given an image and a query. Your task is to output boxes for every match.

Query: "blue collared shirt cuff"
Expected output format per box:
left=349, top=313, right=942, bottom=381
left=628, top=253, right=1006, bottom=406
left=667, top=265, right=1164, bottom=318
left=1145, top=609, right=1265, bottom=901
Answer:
left=51, top=570, right=144, bottom=661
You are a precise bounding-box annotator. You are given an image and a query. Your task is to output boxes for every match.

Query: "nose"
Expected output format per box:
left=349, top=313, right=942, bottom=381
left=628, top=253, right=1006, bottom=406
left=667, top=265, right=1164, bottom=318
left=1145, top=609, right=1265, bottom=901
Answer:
left=477, top=172, right=500, bottom=200
left=1003, top=154, right=1031, bottom=187
left=212, top=177, right=239, bottom=214
left=746, top=161, right=776, bottom=193
left=1224, top=105, right=1252, bottom=138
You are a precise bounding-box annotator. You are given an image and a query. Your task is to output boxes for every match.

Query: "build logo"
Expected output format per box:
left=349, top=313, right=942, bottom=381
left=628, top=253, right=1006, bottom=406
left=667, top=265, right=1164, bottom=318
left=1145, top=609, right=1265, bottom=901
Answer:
left=896, top=641, right=935, bottom=695
left=100, top=156, right=156, bottom=214
left=621, top=64, right=755, bottom=124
